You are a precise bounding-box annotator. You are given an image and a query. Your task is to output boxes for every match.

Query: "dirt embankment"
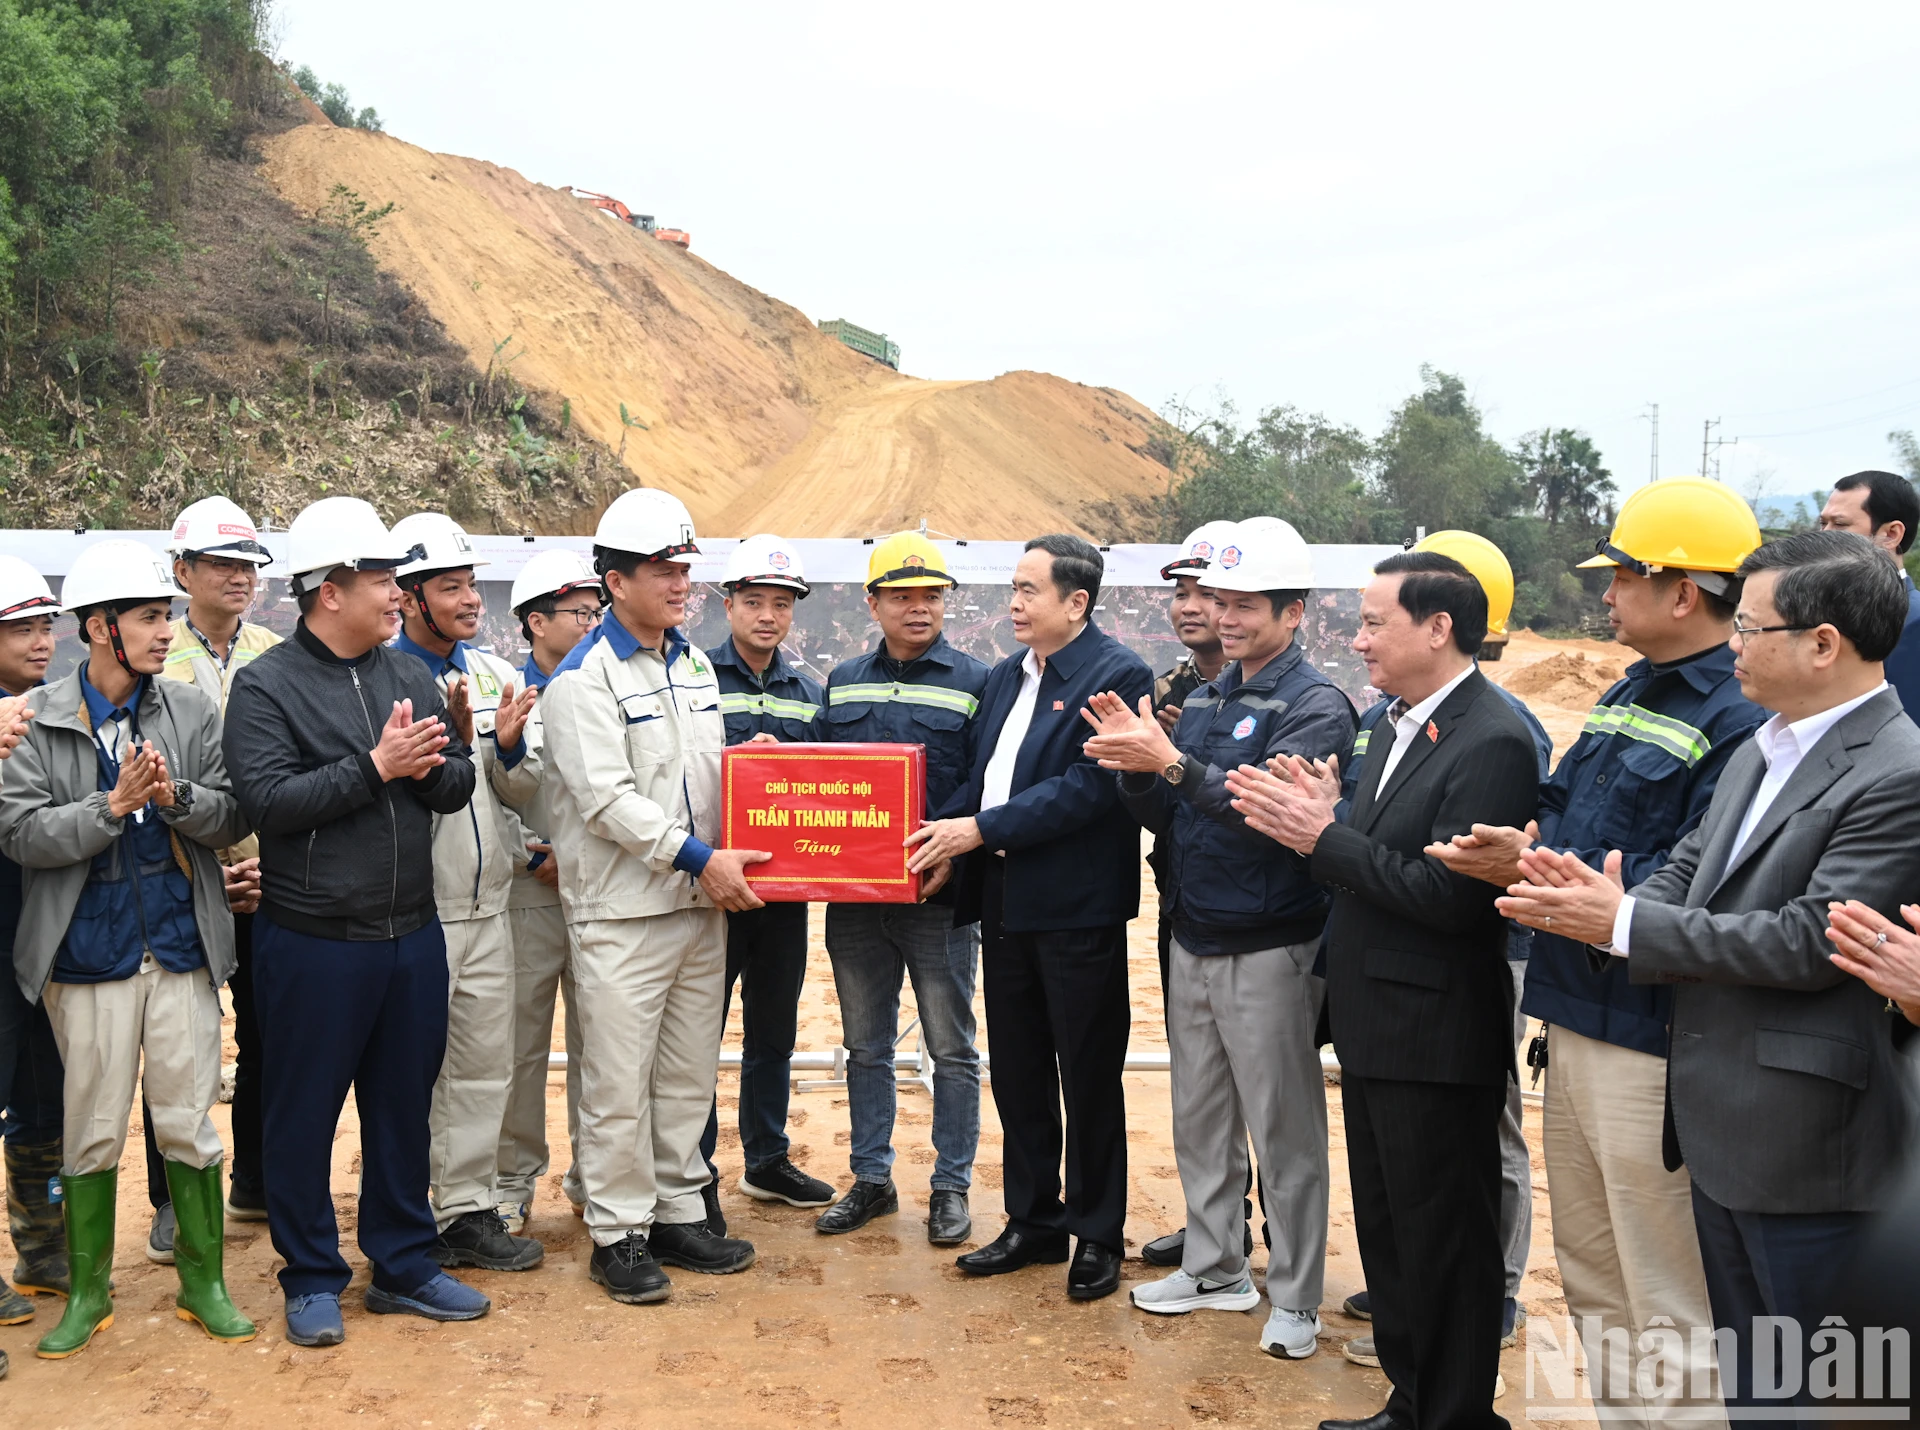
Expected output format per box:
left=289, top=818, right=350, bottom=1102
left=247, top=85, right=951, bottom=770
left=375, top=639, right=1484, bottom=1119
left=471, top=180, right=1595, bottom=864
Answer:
left=260, top=126, right=1171, bottom=541
left=1488, top=631, right=1628, bottom=755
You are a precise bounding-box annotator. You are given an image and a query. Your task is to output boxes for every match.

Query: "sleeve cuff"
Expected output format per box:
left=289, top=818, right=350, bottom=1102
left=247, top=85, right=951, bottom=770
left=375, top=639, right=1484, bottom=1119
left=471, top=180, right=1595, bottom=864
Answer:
left=355, top=751, right=384, bottom=794
left=673, top=835, right=714, bottom=877
left=495, top=735, right=526, bottom=770
left=1118, top=771, right=1158, bottom=794
left=1607, top=894, right=1636, bottom=956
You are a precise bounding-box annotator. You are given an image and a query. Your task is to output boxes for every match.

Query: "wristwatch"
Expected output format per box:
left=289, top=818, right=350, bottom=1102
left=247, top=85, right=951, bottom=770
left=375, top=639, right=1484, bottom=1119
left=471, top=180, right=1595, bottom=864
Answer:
left=171, top=779, right=194, bottom=812
left=1162, top=754, right=1189, bottom=786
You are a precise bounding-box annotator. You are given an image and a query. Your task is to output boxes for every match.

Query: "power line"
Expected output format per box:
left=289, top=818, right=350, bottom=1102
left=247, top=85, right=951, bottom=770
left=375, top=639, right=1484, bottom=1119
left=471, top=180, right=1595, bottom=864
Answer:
left=1736, top=397, right=1920, bottom=441
left=1723, top=374, right=1920, bottom=422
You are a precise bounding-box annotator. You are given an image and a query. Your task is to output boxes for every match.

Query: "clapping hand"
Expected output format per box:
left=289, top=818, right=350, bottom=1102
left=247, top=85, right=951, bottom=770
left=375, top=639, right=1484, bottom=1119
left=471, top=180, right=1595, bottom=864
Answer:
left=1080, top=692, right=1179, bottom=773
left=108, top=740, right=170, bottom=818
left=370, top=699, right=449, bottom=782
left=1496, top=846, right=1624, bottom=946
left=1225, top=755, right=1339, bottom=854
left=492, top=681, right=537, bottom=754
left=443, top=676, right=476, bottom=746
left=1826, top=900, right=1920, bottom=1021
left=1428, top=820, right=1540, bottom=887
left=0, top=694, right=32, bottom=761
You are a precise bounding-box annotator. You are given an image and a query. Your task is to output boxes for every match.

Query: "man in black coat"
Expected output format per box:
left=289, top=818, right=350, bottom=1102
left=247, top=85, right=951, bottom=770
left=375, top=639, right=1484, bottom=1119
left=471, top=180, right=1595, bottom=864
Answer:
left=908, top=535, right=1153, bottom=1301
left=1228, top=551, right=1539, bottom=1430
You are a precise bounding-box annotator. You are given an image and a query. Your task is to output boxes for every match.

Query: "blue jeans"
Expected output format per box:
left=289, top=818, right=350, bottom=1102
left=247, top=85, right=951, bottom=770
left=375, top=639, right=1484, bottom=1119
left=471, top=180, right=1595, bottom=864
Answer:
left=701, top=902, right=809, bottom=1174
left=825, top=903, right=980, bottom=1192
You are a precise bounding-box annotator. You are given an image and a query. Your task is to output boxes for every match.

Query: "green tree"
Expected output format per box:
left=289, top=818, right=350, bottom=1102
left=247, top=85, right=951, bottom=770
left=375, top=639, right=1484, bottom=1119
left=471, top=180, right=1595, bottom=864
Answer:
left=292, top=62, right=383, bottom=131
left=1515, top=426, right=1614, bottom=529
left=314, top=181, right=395, bottom=347
left=1889, top=428, right=1920, bottom=483
left=1157, top=398, right=1373, bottom=541
left=1372, top=366, right=1523, bottom=536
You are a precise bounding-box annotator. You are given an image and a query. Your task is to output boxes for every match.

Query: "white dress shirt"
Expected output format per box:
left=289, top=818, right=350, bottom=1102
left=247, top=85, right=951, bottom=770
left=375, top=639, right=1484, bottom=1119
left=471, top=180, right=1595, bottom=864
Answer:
left=1609, top=681, right=1888, bottom=954
left=982, top=625, right=1086, bottom=816
left=1375, top=662, right=1475, bottom=795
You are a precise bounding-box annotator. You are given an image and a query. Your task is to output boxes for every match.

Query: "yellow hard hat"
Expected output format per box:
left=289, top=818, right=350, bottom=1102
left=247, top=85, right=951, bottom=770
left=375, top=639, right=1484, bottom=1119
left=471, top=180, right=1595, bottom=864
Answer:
left=1578, top=477, right=1762, bottom=577
left=1413, top=530, right=1514, bottom=638
left=866, top=531, right=955, bottom=590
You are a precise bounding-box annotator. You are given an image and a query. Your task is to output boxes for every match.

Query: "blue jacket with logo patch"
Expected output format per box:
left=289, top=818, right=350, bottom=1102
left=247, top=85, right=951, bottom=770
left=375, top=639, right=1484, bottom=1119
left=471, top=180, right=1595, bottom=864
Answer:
left=707, top=638, right=824, bottom=746
left=1519, top=642, right=1766, bottom=1057
left=1120, top=640, right=1357, bottom=955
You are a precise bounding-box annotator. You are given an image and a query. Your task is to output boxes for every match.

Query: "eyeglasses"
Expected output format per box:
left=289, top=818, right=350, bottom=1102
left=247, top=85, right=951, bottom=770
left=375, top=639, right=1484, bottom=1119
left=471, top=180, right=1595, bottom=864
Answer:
left=1731, top=618, right=1818, bottom=638
left=552, top=606, right=602, bottom=626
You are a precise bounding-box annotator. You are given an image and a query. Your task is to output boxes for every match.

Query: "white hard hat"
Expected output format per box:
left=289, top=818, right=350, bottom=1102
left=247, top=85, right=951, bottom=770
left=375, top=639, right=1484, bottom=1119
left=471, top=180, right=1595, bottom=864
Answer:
left=722, top=533, right=809, bottom=596
left=168, top=495, right=271, bottom=564
left=391, top=512, right=488, bottom=581
left=594, top=488, right=698, bottom=562
left=1202, top=520, right=1315, bottom=593
left=510, top=549, right=602, bottom=615
left=285, top=497, right=418, bottom=597
left=61, top=539, right=180, bottom=614
left=1160, top=520, right=1241, bottom=580
left=0, top=556, right=59, bottom=623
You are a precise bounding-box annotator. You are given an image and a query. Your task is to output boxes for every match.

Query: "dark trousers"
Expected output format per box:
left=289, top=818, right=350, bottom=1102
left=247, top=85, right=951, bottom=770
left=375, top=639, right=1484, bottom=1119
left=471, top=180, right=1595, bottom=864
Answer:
left=1343, top=1074, right=1507, bottom=1430
left=980, top=860, right=1130, bottom=1252
left=0, top=976, right=63, bottom=1143
left=1690, top=1183, right=1868, bottom=1422
left=701, top=902, right=808, bottom=1176
left=255, top=913, right=448, bottom=1299
left=146, top=911, right=261, bottom=1207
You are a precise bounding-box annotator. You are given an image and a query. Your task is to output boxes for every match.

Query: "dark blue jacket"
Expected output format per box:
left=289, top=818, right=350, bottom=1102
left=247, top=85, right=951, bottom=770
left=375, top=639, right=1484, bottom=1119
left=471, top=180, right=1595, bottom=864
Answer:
left=707, top=638, right=823, bottom=746
left=1342, top=677, right=1552, bottom=963
left=1520, top=642, right=1765, bottom=1056
left=1120, top=640, right=1356, bottom=954
left=1887, top=571, right=1920, bottom=719
left=946, top=621, right=1153, bottom=933
left=818, top=632, right=988, bottom=820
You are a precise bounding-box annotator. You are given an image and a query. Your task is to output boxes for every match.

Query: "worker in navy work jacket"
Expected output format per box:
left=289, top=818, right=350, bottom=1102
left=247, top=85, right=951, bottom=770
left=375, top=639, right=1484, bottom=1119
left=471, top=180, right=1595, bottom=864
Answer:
left=1088, top=519, right=1356, bottom=1359
left=1431, top=480, right=1765, bottom=1426
left=1818, top=468, right=1920, bottom=716
left=910, top=534, right=1153, bottom=1303
left=696, top=534, right=836, bottom=1227
left=811, top=531, right=989, bottom=1247
left=1332, top=531, right=1551, bottom=1368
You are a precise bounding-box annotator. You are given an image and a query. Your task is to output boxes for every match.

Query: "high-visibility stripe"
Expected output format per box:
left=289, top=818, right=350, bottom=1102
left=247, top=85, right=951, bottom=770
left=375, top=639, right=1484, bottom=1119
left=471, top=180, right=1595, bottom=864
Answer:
left=720, top=691, right=821, bottom=722
left=829, top=682, right=979, bottom=717
left=1580, top=702, right=1710, bottom=766
left=1352, top=728, right=1372, bottom=758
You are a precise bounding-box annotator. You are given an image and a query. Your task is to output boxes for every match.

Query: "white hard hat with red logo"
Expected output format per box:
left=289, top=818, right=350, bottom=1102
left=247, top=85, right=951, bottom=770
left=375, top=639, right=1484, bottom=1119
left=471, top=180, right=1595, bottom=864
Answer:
left=1201, top=519, right=1315, bottom=592
left=594, top=488, right=699, bottom=563
left=168, top=496, right=272, bottom=565
left=0, top=556, right=59, bottom=623
left=722, top=533, right=809, bottom=596
left=510, top=548, right=602, bottom=616
left=1160, top=520, right=1241, bottom=581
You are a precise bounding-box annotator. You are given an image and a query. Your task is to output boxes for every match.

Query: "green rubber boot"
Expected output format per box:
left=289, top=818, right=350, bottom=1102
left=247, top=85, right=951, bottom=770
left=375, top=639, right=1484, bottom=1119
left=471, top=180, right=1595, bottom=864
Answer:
left=165, top=1159, right=256, bottom=1343
left=7, top=1133, right=69, bottom=1297
left=34, top=1168, right=114, bottom=1358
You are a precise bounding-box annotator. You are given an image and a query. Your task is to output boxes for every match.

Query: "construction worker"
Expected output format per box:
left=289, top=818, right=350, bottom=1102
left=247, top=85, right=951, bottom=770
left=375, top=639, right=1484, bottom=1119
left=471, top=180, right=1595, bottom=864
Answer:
left=813, top=531, right=988, bottom=1246
left=1140, top=521, right=1235, bottom=1272
left=0, top=557, right=65, bottom=1361
left=540, top=488, right=766, bottom=1303
left=0, top=539, right=255, bottom=1359
left=697, top=535, right=834, bottom=1228
left=1089, top=520, right=1355, bottom=1356
left=140, top=496, right=278, bottom=1259
left=224, top=496, right=487, bottom=1347
left=1334, top=528, right=1553, bottom=1370
left=388, top=513, right=544, bottom=1272
left=495, top=548, right=602, bottom=1231
left=1430, top=480, right=1765, bottom=1425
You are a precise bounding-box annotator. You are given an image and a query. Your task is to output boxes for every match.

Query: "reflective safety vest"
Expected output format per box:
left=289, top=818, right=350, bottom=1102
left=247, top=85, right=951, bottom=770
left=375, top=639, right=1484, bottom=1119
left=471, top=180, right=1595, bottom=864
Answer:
left=706, top=638, right=823, bottom=746
left=818, top=632, right=987, bottom=818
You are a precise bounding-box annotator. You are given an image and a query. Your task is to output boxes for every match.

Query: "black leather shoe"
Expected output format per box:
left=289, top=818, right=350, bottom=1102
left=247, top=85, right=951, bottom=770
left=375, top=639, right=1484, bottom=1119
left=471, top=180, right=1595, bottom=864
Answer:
left=1318, top=1410, right=1412, bottom=1430
left=1066, top=1239, right=1122, bottom=1300
left=815, top=1179, right=897, bottom=1235
left=955, top=1226, right=1070, bottom=1276
left=589, top=1232, right=671, bottom=1304
left=926, top=1189, right=971, bottom=1246
left=649, top=1218, right=756, bottom=1274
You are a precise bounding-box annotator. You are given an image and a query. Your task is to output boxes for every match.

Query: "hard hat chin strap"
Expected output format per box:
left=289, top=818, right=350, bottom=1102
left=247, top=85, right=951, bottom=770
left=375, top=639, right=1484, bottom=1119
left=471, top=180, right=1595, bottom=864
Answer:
left=102, top=608, right=135, bottom=676
left=405, top=577, right=453, bottom=644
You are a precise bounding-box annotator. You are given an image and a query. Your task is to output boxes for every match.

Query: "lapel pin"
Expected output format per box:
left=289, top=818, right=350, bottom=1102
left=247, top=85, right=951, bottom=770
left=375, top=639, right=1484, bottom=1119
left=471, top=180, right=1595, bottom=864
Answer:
left=1426, top=720, right=1439, bottom=743
left=1052, top=700, right=1064, bottom=711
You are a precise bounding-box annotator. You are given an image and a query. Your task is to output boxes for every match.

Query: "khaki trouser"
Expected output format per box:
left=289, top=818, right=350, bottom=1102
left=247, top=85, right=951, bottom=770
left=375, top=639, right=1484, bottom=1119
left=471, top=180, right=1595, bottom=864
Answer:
left=571, top=908, right=726, bottom=1246
left=1544, top=1026, right=1726, bottom=1427
left=496, top=903, right=583, bottom=1207
left=429, top=912, right=514, bottom=1227
left=44, top=958, right=225, bottom=1175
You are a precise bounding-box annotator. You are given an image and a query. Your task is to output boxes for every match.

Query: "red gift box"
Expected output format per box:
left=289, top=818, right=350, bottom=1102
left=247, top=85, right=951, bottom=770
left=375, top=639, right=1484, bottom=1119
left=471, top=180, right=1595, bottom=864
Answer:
left=721, top=742, right=925, bottom=903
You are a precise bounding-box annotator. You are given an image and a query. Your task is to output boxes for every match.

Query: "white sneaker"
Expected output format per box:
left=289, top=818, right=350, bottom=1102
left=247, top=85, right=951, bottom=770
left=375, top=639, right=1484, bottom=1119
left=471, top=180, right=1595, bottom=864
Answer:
left=1129, top=1268, right=1262, bottom=1315
left=1260, top=1307, right=1322, bottom=1359
left=495, top=1200, right=530, bottom=1235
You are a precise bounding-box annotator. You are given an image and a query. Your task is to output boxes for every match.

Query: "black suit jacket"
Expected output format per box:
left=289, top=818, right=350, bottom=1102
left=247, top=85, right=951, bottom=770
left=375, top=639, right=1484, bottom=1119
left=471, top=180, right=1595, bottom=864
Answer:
left=945, top=621, right=1153, bottom=933
left=1311, top=668, right=1541, bottom=1086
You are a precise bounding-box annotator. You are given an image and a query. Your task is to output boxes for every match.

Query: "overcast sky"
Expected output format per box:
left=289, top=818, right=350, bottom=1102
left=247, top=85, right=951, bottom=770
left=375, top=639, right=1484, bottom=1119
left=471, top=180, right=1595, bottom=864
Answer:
left=278, top=1, right=1920, bottom=509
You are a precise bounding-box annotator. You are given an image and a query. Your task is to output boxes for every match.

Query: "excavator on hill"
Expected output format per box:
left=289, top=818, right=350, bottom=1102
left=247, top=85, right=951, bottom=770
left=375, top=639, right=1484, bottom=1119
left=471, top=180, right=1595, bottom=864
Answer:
left=566, top=187, right=690, bottom=250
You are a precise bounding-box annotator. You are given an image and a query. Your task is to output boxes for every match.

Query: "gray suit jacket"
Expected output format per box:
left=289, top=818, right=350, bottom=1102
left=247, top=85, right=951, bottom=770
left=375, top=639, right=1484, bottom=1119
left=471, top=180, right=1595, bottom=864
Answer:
left=1628, top=686, right=1920, bottom=1214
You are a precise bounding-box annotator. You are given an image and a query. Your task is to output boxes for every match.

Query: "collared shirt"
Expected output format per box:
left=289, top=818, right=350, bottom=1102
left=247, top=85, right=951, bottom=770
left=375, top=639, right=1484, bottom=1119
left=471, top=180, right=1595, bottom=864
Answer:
left=78, top=665, right=144, bottom=770
left=1612, top=681, right=1888, bottom=954
left=1376, top=663, right=1475, bottom=793
left=393, top=630, right=523, bottom=768
left=982, top=629, right=1083, bottom=813
left=522, top=655, right=556, bottom=693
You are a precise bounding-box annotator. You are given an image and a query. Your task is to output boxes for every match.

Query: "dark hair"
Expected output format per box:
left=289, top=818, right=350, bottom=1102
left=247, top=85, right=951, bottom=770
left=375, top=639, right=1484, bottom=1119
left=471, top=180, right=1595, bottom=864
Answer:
left=1372, top=551, right=1488, bottom=654
left=1261, top=588, right=1309, bottom=617
left=295, top=564, right=354, bottom=617
left=1833, top=470, right=1919, bottom=555
left=593, top=546, right=648, bottom=580
left=78, top=598, right=170, bottom=639
left=517, top=592, right=558, bottom=642
left=1649, top=568, right=1738, bottom=623
left=1024, top=534, right=1103, bottom=608
left=1736, top=529, right=1908, bottom=661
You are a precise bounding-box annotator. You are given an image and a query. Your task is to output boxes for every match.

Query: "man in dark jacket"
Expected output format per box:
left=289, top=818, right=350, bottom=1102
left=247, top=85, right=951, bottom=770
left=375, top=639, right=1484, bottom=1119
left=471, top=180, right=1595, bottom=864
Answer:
left=1818, top=468, right=1920, bottom=715
left=223, top=497, right=481, bottom=1349
left=911, top=534, right=1153, bottom=1302
left=1229, top=551, right=1539, bottom=1430
left=1089, top=519, right=1355, bottom=1358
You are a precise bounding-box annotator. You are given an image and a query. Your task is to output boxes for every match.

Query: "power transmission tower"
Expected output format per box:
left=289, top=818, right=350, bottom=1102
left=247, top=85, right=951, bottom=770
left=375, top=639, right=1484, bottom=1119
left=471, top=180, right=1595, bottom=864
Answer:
left=1640, top=403, right=1659, bottom=482
left=1699, top=418, right=1737, bottom=481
